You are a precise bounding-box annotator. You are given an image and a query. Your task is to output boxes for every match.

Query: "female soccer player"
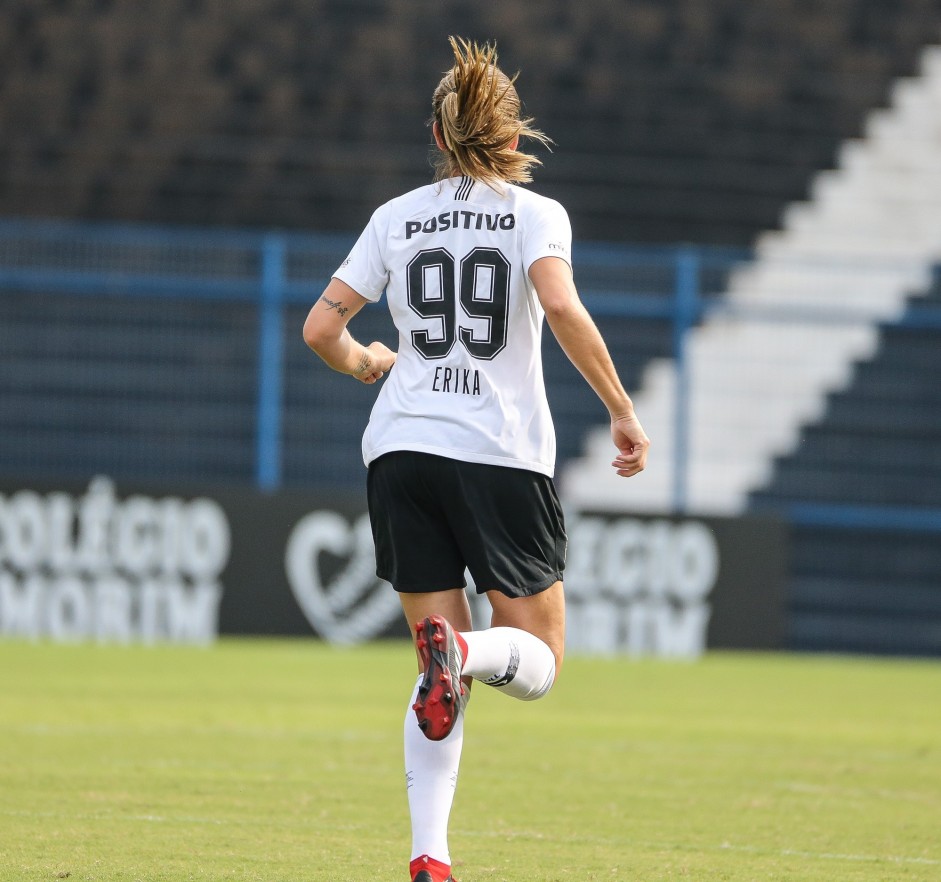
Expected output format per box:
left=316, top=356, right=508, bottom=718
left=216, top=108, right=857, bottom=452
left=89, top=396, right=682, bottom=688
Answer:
left=303, top=36, right=649, bottom=882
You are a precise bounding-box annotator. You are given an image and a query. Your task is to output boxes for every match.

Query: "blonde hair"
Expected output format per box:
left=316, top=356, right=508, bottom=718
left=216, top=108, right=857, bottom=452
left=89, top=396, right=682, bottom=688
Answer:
left=430, top=36, right=551, bottom=186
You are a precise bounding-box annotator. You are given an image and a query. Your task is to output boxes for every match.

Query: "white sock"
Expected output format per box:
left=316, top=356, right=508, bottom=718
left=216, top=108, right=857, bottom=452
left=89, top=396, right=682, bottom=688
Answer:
left=460, top=627, right=556, bottom=701
left=404, top=676, right=464, bottom=864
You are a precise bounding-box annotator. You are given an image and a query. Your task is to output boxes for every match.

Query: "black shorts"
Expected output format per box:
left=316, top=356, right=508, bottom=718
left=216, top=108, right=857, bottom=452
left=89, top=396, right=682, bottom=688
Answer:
left=366, top=451, right=567, bottom=597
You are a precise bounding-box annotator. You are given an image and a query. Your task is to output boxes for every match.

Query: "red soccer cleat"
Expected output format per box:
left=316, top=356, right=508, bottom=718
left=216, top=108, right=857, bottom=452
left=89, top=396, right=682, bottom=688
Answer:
left=412, top=615, right=467, bottom=741
left=410, top=854, right=455, bottom=882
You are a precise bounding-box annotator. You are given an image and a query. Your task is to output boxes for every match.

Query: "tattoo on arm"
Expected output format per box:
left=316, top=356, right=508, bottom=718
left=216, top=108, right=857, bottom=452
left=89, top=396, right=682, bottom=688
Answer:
left=353, top=350, right=372, bottom=376
left=320, top=295, right=349, bottom=317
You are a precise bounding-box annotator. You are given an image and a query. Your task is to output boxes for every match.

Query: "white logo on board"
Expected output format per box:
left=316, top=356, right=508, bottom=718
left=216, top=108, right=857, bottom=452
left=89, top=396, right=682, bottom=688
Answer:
left=564, top=515, right=719, bottom=658
left=284, top=511, right=401, bottom=643
left=0, top=477, right=229, bottom=644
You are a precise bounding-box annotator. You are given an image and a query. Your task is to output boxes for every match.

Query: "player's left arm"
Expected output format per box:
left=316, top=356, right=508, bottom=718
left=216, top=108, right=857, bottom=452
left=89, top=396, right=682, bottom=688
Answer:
left=303, top=278, right=396, bottom=384
left=529, top=256, right=649, bottom=477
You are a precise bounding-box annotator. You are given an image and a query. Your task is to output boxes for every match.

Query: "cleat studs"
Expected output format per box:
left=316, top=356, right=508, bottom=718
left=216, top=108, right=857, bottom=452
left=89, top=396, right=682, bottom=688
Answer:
left=432, top=633, right=444, bottom=643
left=416, top=621, right=424, bottom=632
left=417, top=638, right=427, bottom=649
left=440, top=674, right=448, bottom=682
left=442, top=716, right=450, bottom=725
left=443, top=692, right=452, bottom=702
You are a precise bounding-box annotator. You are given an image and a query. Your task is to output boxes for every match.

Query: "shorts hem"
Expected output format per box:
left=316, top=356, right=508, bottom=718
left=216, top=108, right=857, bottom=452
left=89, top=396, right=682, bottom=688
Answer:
left=480, top=571, right=563, bottom=598
left=388, top=577, right=469, bottom=594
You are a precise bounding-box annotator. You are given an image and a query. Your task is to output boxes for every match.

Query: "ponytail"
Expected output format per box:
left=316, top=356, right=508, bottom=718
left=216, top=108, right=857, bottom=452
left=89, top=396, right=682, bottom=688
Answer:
left=430, top=36, right=551, bottom=187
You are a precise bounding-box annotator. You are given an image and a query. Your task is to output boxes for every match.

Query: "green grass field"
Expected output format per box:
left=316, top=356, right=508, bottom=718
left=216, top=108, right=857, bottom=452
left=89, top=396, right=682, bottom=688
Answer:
left=1, top=640, right=939, bottom=882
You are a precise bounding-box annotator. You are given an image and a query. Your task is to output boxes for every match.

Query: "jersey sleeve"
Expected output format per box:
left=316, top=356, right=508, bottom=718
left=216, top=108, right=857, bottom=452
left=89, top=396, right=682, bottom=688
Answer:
left=332, top=204, right=390, bottom=302
left=521, top=197, right=572, bottom=272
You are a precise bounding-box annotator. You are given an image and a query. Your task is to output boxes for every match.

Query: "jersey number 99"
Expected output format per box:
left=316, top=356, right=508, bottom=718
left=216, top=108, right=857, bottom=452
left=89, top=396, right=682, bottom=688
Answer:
left=407, top=247, right=509, bottom=361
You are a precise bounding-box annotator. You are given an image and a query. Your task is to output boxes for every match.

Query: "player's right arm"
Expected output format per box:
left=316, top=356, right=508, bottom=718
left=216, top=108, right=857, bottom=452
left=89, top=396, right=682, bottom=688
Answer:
left=528, top=256, right=650, bottom=477
left=303, top=278, right=396, bottom=385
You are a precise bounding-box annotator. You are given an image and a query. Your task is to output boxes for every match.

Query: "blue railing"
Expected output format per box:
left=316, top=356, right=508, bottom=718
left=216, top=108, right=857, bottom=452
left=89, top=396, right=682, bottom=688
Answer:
left=2, top=218, right=940, bottom=534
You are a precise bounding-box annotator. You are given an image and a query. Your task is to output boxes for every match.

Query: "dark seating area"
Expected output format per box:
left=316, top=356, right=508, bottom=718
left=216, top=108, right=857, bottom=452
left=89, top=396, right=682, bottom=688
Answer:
left=0, top=230, right=680, bottom=490
left=2, top=1, right=940, bottom=246
left=0, top=289, right=259, bottom=485
left=750, top=271, right=941, bottom=655
left=282, top=299, right=399, bottom=490
left=786, top=529, right=941, bottom=656
left=0, top=292, right=672, bottom=490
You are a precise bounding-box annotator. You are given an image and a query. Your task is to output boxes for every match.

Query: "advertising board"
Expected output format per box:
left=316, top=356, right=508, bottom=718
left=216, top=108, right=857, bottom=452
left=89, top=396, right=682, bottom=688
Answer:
left=0, top=477, right=786, bottom=656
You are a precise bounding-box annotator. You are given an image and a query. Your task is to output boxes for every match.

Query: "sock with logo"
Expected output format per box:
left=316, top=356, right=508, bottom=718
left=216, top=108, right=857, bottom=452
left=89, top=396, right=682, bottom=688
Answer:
left=404, top=676, right=462, bottom=878
left=458, top=626, right=556, bottom=701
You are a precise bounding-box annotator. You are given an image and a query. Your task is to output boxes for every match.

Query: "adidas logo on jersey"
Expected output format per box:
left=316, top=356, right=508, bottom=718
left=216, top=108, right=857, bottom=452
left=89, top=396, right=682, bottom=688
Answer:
left=405, top=211, right=516, bottom=239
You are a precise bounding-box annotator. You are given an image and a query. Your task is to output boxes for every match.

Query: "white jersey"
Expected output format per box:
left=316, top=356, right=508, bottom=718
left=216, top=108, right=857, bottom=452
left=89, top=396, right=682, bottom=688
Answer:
left=333, top=175, right=573, bottom=477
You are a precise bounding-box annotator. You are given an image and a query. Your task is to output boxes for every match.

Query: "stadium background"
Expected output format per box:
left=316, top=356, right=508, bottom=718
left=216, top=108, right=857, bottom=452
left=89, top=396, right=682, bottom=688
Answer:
left=1, top=0, right=940, bottom=656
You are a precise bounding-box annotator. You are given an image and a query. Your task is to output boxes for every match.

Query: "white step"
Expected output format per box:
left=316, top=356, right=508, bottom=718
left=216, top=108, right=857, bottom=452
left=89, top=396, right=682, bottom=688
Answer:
left=561, top=43, right=941, bottom=516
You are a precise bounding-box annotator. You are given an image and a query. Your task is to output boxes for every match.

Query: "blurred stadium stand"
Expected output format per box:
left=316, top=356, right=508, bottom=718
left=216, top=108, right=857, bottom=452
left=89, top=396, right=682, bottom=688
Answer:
left=0, top=221, right=679, bottom=488
left=753, top=275, right=941, bottom=512
left=2, top=0, right=940, bottom=244
left=2, top=1, right=941, bottom=655
left=749, top=273, right=941, bottom=655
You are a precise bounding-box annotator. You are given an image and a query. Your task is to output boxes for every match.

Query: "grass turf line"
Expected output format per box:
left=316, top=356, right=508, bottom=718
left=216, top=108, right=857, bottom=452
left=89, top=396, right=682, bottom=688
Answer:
left=0, top=639, right=939, bottom=881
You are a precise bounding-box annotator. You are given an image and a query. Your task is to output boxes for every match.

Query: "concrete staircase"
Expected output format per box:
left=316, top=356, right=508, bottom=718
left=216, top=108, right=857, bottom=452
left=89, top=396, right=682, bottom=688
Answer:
left=561, top=45, right=941, bottom=514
